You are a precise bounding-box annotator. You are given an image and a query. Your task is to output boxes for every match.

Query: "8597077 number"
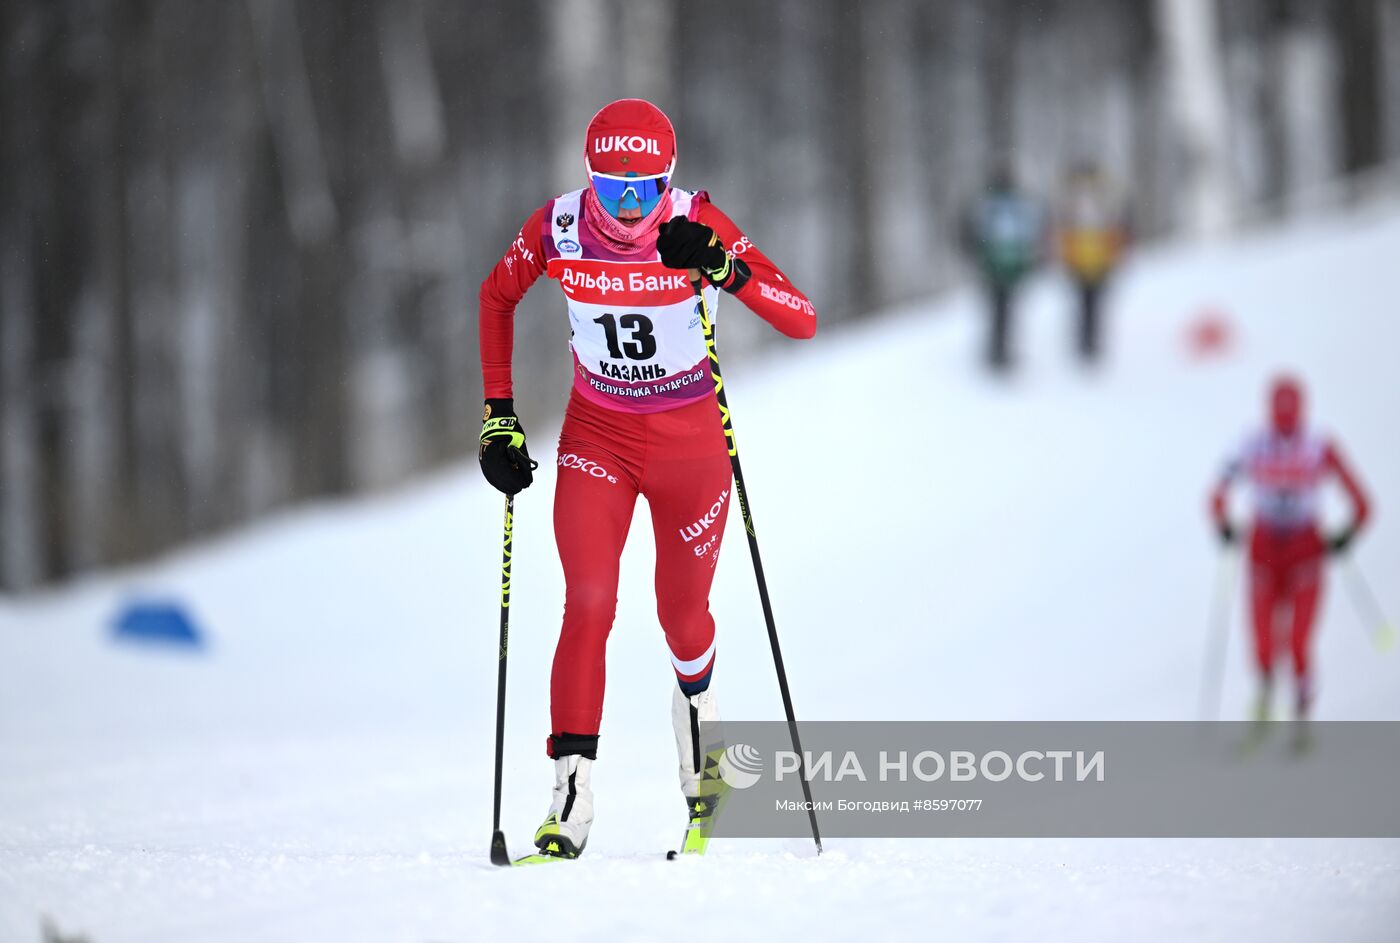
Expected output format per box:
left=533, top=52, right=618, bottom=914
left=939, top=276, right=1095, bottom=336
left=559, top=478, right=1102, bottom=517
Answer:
left=913, top=799, right=983, bottom=812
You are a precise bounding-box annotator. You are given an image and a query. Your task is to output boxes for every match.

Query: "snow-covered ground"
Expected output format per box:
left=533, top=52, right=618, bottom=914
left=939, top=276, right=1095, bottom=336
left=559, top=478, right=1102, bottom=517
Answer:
left=3, top=204, right=1400, bottom=942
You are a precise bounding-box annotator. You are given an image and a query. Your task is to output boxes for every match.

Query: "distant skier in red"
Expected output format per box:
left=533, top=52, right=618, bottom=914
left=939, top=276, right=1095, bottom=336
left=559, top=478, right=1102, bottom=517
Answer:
left=477, top=99, right=816, bottom=857
left=1210, top=376, right=1371, bottom=721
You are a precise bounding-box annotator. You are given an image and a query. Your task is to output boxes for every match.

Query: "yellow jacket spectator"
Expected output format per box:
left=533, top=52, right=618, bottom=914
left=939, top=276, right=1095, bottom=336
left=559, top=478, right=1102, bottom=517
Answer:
left=1056, top=162, right=1131, bottom=361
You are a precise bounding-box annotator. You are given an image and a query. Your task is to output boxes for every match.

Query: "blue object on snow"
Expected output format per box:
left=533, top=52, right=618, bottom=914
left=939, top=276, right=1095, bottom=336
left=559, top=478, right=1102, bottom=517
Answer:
left=112, top=600, right=206, bottom=650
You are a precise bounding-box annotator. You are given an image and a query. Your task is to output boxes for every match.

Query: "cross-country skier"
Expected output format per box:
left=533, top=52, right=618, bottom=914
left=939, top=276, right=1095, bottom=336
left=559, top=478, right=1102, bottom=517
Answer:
left=477, top=99, right=817, bottom=858
left=1209, top=375, right=1371, bottom=723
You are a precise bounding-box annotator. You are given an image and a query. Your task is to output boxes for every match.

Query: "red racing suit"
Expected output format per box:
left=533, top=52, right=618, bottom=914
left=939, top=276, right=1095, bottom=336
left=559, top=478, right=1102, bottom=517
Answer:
left=1210, top=430, right=1370, bottom=695
left=479, top=186, right=815, bottom=739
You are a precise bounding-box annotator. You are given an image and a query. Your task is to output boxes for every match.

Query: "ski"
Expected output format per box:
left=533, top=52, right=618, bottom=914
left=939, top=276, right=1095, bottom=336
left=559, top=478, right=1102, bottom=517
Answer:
left=511, top=853, right=574, bottom=866
left=491, top=830, right=581, bottom=867
left=497, top=749, right=731, bottom=864
left=1235, top=723, right=1272, bottom=758
left=1235, top=724, right=1317, bottom=759
left=666, top=747, right=730, bottom=860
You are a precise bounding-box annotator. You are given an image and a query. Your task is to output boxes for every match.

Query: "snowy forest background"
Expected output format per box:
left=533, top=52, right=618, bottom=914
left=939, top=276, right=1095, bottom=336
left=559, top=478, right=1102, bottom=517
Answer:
left=4, top=0, right=1400, bottom=592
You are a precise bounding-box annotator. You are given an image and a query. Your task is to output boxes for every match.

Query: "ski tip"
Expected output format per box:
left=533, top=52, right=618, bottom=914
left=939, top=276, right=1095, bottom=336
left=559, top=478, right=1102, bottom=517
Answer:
left=665, top=850, right=678, bottom=861
left=489, top=830, right=512, bottom=867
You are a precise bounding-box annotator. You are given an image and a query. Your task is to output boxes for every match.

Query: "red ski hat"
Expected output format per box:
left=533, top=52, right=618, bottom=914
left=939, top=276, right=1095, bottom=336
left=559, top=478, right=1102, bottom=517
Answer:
left=584, top=99, right=676, bottom=176
left=1269, top=374, right=1304, bottom=436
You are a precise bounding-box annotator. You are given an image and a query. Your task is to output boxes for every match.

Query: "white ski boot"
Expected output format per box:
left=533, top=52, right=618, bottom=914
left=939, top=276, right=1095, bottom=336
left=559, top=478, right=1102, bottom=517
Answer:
left=534, top=753, right=594, bottom=858
left=671, top=686, right=728, bottom=856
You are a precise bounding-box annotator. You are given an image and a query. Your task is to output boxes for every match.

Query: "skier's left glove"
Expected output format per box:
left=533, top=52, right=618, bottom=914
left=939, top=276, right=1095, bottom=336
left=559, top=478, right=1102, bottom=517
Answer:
left=479, top=399, right=538, bottom=496
left=1327, top=524, right=1358, bottom=556
left=657, top=217, right=749, bottom=292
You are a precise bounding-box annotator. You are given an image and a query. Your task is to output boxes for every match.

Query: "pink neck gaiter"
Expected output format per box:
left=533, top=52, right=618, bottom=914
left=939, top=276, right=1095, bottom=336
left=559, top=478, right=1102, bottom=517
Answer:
left=582, top=186, right=672, bottom=257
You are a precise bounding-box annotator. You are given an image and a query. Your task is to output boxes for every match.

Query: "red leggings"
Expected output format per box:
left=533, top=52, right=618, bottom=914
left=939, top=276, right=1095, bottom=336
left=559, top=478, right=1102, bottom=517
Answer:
left=1248, top=525, right=1325, bottom=689
left=550, top=392, right=733, bottom=736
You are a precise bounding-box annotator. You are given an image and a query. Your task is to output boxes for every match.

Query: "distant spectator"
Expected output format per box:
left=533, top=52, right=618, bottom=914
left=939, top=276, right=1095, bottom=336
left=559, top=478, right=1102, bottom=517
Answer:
left=1056, top=161, right=1131, bottom=363
left=962, top=167, right=1048, bottom=372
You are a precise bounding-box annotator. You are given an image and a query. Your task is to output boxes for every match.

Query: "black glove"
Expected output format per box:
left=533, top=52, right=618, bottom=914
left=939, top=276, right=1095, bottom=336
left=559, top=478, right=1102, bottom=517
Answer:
left=657, top=217, right=748, bottom=291
left=479, top=399, right=537, bottom=495
left=1217, top=521, right=1236, bottom=546
left=1327, top=525, right=1358, bottom=556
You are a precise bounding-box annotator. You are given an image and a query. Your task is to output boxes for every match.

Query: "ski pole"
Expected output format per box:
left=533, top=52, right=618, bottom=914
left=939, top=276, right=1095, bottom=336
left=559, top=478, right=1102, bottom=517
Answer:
left=490, top=494, right=515, bottom=866
left=692, top=276, right=822, bottom=854
left=1339, top=555, right=1396, bottom=653
left=1198, top=546, right=1238, bottom=722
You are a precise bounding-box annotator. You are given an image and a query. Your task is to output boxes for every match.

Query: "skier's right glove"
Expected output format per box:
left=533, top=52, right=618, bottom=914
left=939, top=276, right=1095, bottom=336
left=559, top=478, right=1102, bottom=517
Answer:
left=479, top=399, right=538, bottom=495
left=657, top=217, right=749, bottom=292
left=1217, top=521, right=1237, bottom=546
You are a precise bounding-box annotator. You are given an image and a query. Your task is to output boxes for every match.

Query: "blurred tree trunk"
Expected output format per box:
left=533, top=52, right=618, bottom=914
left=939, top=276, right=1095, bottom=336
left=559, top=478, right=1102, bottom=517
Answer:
left=947, top=1, right=989, bottom=246
left=249, top=0, right=349, bottom=500
left=982, top=0, right=1019, bottom=165
left=769, top=0, right=838, bottom=306
left=1256, top=0, right=1292, bottom=211
left=1384, top=0, right=1400, bottom=161
left=127, top=1, right=188, bottom=554
left=0, top=3, right=39, bottom=589
left=378, top=0, right=456, bottom=475
left=548, top=0, right=613, bottom=196
left=96, top=0, right=137, bottom=564
left=833, top=0, right=876, bottom=313
left=23, top=3, right=98, bottom=580
left=1333, top=0, right=1383, bottom=176
left=1125, top=2, right=1167, bottom=237
left=1156, top=0, right=1236, bottom=235
left=912, top=2, right=958, bottom=290
left=865, top=0, right=932, bottom=304
left=1276, top=6, right=1339, bottom=200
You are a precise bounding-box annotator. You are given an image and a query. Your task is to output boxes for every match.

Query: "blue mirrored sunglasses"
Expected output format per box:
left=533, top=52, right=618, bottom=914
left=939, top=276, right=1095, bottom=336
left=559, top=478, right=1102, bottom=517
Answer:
left=590, top=171, right=670, bottom=217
